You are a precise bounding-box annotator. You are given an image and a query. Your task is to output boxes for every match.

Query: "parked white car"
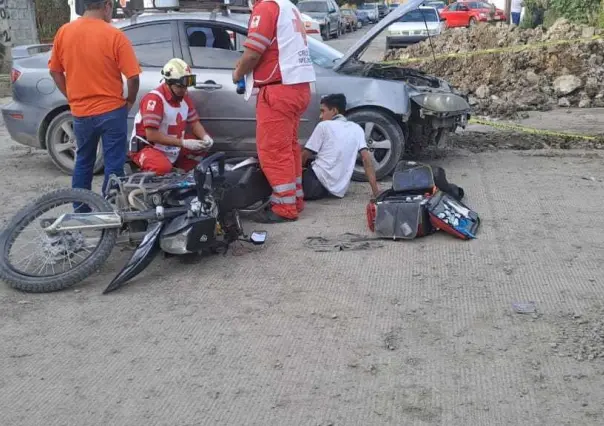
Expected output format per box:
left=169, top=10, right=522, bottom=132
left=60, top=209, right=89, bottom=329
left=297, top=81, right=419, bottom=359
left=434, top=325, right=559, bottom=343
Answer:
left=301, top=12, right=324, bottom=41
left=386, top=6, right=444, bottom=49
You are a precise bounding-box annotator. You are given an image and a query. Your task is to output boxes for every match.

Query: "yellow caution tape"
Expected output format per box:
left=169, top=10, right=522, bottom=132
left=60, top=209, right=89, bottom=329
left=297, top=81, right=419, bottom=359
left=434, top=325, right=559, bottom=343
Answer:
left=380, top=35, right=604, bottom=65
left=469, top=118, right=600, bottom=140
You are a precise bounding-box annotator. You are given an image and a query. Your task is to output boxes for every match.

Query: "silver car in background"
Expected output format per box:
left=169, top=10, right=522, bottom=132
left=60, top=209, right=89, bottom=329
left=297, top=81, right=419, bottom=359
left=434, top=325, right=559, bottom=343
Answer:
left=2, top=0, right=471, bottom=181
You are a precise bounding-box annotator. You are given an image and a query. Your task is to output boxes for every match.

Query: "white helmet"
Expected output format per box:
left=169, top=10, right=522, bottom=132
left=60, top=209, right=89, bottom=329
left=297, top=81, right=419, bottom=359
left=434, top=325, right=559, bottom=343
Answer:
left=161, top=58, right=196, bottom=87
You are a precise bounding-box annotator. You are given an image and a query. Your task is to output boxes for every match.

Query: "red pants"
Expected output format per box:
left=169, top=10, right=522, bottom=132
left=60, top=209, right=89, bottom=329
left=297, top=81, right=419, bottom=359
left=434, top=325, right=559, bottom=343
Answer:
left=129, top=145, right=205, bottom=175
left=256, top=83, right=311, bottom=219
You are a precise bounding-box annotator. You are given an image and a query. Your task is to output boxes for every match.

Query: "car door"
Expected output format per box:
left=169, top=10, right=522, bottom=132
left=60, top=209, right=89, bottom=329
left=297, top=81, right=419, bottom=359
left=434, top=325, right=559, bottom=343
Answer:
left=457, top=3, right=471, bottom=25
left=178, top=20, right=258, bottom=155
left=443, top=3, right=461, bottom=27
left=327, top=0, right=339, bottom=31
left=121, top=21, right=181, bottom=137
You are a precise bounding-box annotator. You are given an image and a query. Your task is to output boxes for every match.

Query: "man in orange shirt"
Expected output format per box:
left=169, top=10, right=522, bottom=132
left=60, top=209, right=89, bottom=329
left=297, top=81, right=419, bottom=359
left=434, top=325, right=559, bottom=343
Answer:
left=232, top=0, right=316, bottom=223
left=48, top=0, right=140, bottom=211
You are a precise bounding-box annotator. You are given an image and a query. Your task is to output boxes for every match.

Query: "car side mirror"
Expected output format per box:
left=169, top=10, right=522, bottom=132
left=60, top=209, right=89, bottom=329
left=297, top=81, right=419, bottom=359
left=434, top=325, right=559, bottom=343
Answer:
left=440, top=16, right=446, bottom=21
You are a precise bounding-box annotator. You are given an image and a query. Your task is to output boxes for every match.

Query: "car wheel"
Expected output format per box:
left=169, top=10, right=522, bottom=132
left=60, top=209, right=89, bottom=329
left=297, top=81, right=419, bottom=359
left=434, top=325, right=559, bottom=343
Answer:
left=346, top=109, right=404, bottom=182
left=324, top=24, right=330, bottom=39
left=469, top=17, right=477, bottom=27
left=46, top=110, right=104, bottom=176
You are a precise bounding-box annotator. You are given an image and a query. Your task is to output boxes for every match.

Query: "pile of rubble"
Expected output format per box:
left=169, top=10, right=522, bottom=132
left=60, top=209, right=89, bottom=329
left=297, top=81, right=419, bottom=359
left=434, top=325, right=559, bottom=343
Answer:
left=384, top=19, right=604, bottom=118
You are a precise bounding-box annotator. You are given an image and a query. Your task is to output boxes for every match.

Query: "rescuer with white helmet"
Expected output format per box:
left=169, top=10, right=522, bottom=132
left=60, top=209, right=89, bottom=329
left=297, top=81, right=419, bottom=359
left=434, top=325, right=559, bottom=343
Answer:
left=129, top=58, right=214, bottom=175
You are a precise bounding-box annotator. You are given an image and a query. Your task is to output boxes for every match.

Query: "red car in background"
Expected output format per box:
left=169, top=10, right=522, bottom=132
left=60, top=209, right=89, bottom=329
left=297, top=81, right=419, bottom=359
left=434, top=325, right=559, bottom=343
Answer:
left=440, top=1, right=507, bottom=28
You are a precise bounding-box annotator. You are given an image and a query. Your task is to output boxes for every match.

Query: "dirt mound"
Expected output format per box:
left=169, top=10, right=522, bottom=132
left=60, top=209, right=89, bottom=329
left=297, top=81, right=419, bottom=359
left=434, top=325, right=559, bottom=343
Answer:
left=384, top=19, right=604, bottom=118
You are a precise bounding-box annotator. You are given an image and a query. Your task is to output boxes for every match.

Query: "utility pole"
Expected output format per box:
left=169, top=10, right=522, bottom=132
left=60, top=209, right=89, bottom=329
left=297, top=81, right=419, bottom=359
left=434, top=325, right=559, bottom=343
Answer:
left=504, top=0, right=511, bottom=25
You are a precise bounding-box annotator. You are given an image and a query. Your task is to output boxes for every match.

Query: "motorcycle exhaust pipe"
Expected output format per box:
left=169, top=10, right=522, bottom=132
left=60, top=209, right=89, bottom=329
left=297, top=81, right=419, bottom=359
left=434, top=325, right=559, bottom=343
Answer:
left=42, top=212, right=123, bottom=234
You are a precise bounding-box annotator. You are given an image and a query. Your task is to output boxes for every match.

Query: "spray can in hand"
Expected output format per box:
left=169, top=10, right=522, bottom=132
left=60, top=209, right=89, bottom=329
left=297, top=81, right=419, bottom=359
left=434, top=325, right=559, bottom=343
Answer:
left=236, top=78, right=245, bottom=95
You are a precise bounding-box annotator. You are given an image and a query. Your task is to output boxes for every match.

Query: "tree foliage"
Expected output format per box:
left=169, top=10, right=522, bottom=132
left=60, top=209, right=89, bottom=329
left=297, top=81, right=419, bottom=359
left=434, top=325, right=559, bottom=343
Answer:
left=549, top=0, right=600, bottom=24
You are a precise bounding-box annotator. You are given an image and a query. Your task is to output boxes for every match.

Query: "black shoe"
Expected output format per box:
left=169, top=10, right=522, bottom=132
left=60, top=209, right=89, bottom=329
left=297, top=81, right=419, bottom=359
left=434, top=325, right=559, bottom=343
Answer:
left=250, top=208, right=296, bottom=224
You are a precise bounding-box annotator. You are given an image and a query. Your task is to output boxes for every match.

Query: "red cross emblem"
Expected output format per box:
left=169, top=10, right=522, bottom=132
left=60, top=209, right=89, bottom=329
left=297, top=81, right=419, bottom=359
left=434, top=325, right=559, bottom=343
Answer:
left=292, top=9, right=308, bottom=46
left=167, top=113, right=185, bottom=138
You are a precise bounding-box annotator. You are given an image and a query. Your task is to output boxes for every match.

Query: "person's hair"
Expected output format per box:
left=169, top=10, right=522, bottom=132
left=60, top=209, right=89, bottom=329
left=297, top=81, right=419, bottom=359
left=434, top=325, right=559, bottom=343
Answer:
left=320, top=93, right=346, bottom=115
left=86, top=0, right=109, bottom=11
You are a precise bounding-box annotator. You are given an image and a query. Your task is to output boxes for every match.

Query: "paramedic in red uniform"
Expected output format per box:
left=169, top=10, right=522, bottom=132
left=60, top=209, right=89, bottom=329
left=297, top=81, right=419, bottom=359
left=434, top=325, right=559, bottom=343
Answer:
left=232, top=0, right=317, bottom=223
left=129, top=58, right=214, bottom=175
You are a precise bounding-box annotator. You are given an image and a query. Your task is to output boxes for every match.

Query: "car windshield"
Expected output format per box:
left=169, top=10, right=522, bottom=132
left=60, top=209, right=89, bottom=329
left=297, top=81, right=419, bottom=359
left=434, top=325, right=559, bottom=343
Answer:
left=398, top=9, right=439, bottom=22
left=308, top=38, right=343, bottom=69
left=358, top=4, right=376, bottom=9
left=298, top=1, right=328, bottom=13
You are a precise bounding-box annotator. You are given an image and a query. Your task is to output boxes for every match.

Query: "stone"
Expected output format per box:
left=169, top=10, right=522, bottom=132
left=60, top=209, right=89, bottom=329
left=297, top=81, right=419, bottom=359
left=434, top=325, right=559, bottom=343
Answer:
left=582, top=26, right=596, bottom=38
left=578, top=98, right=592, bottom=108
left=475, top=85, right=490, bottom=99
left=526, top=70, right=540, bottom=85
left=584, top=77, right=599, bottom=97
left=553, top=75, right=583, bottom=96
left=558, top=97, right=570, bottom=107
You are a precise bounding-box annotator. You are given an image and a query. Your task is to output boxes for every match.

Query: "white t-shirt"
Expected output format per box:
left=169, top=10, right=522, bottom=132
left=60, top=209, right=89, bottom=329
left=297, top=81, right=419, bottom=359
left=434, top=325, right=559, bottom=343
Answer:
left=304, top=116, right=367, bottom=198
left=511, top=0, right=522, bottom=13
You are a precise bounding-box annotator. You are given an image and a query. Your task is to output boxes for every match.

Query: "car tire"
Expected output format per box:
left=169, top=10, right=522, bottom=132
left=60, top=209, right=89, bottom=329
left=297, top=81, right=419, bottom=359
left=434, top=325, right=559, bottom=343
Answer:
left=46, top=110, right=104, bottom=176
left=469, top=17, right=477, bottom=27
left=346, top=109, right=404, bottom=182
left=324, top=23, right=330, bottom=39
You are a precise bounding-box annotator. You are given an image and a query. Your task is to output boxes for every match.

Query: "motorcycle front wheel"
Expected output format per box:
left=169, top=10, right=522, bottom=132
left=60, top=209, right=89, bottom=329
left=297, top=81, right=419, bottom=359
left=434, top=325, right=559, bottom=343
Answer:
left=0, top=188, right=118, bottom=293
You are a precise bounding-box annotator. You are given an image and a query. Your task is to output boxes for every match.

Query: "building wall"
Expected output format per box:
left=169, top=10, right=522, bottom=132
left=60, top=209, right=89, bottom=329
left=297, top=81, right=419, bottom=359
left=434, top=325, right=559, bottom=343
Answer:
left=0, top=0, right=40, bottom=73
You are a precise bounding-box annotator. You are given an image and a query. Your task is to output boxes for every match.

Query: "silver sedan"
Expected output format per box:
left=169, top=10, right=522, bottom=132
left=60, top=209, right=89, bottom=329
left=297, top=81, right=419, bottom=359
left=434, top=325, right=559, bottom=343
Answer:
left=2, top=0, right=470, bottom=181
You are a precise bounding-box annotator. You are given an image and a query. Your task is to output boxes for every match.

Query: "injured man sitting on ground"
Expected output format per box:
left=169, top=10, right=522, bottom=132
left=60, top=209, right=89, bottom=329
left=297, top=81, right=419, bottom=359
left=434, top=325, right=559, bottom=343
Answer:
left=301, top=94, right=380, bottom=200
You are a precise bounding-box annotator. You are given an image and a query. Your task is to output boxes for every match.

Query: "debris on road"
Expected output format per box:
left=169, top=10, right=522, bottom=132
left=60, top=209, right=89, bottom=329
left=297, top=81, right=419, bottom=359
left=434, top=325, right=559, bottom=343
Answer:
left=304, top=233, right=384, bottom=252
left=552, top=308, right=604, bottom=361
left=512, top=301, right=537, bottom=314
left=384, top=19, right=604, bottom=118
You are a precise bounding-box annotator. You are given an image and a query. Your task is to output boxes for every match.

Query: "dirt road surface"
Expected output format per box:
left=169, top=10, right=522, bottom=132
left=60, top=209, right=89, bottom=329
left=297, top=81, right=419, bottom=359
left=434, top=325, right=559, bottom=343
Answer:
left=2, top=28, right=604, bottom=426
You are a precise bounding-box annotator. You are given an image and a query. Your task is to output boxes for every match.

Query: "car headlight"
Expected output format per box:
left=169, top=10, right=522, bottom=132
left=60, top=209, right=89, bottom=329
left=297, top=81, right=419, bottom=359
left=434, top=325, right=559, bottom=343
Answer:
left=412, top=93, right=471, bottom=113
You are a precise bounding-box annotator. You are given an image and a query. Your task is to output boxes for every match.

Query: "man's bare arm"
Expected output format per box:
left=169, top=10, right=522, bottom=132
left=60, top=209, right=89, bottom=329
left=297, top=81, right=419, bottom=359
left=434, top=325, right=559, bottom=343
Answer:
left=360, top=149, right=380, bottom=198
left=301, top=148, right=314, bottom=168
left=49, top=71, right=68, bottom=99
left=191, top=121, right=209, bottom=140
left=126, top=76, right=140, bottom=110
left=232, top=48, right=262, bottom=83
left=144, top=128, right=183, bottom=147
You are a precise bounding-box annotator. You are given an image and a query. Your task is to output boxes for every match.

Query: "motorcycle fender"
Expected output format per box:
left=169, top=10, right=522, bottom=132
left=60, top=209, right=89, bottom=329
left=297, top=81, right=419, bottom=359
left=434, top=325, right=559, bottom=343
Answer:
left=102, top=221, right=163, bottom=294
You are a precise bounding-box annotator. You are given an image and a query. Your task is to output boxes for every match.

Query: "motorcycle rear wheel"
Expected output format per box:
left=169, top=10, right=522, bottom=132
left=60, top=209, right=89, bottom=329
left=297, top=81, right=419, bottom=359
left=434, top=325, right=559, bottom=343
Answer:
left=0, top=188, right=118, bottom=293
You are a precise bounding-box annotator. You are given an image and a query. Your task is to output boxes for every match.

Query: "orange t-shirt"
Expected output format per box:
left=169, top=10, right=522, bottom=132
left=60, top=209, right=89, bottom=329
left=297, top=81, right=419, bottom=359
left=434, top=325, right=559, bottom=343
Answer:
left=48, top=17, right=141, bottom=118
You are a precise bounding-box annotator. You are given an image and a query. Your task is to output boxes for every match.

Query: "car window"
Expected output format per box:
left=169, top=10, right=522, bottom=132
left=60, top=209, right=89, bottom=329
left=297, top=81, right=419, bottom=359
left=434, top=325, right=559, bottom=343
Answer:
left=123, top=23, right=174, bottom=67
left=399, top=9, right=439, bottom=22
left=298, top=1, right=328, bottom=13
left=185, top=24, right=241, bottom=69
left=448, top=4, right=458, bottom=11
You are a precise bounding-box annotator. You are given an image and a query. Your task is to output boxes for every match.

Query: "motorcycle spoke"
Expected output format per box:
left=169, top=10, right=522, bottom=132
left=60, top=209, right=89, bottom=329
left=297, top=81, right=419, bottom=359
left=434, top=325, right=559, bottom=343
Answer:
left=7, top=201, right=106, bottom=277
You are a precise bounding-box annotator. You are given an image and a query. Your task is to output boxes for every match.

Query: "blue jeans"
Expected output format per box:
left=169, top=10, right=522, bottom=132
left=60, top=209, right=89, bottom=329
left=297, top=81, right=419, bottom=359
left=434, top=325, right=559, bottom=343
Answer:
left=512, top=12, right=521, bottom=25
left=72, top=105, right=127, bottom=212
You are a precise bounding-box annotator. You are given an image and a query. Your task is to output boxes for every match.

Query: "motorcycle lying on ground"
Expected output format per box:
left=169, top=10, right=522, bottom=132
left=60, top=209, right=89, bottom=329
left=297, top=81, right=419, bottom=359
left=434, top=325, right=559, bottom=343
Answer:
left=0, top=152, right=272, bottom=294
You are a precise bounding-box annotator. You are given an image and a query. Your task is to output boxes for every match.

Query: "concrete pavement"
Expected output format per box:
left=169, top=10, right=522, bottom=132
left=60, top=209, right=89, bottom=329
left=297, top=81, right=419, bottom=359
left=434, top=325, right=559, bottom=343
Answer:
left=1, top=24, right=604, bottom=426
